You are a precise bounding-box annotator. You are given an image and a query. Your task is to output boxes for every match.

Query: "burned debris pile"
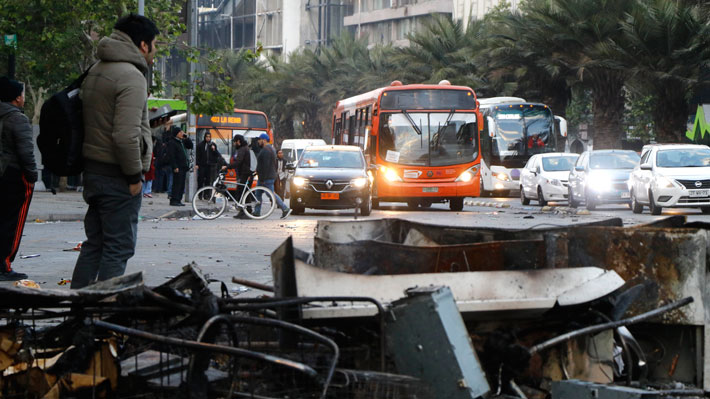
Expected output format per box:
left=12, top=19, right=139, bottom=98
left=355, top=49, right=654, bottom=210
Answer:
left=0, top=216, right=708, bottom=398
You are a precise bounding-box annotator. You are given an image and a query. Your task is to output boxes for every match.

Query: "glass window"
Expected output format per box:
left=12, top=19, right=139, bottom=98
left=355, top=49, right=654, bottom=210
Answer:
left=589, top=152, right=640, bottom=170
left=378, top=112, right=479, bottom=167
left=656, top=148, right=710, bottom=168
left=542, top=156, right=578, bottom=172
left=299, top=150, right=365, bottom=168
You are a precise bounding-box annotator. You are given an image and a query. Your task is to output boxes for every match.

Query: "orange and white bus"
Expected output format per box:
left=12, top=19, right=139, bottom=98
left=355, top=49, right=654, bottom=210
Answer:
left=331, top=81, right=483, bottom=211
left=195, top=109, right=273, bottom=189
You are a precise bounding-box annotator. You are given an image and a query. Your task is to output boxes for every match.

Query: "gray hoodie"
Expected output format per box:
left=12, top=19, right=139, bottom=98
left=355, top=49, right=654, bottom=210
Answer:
left=80, top=30, right=152, bottom=183
left=0, top=102, right=37, bottom=182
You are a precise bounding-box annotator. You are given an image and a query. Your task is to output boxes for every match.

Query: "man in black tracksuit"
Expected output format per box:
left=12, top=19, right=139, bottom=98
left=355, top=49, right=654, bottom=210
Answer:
left=195, top=132, right=221, bottom=192
left=0, top=77, right=37, bottom=281
left=167, top=126, right=193, bottom=206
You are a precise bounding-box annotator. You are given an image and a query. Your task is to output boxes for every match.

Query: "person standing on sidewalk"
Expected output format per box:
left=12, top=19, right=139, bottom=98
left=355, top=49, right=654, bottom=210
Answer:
left=254, top=133, right=291, bottom=219
left=225, top=134, right=252, bottom=219
left=195, top=132, right=220, bottom=193
left=71, top=14, right=158, bottom=289
left=0, top=77, right=36, bottom=281
left=167, top=126, right=193, bottom=206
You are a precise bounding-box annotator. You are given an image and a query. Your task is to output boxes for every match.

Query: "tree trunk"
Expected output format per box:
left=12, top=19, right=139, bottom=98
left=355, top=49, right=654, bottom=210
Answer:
left=590, top=71, right=625, bottom=149
left=654, top=84, right=690, bottom=144
left=26, top=82, right=48, bottom=125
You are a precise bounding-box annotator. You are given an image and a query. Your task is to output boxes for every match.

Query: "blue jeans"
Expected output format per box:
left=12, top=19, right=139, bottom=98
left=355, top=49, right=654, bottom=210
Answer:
left=254, top=179, right=288, bottom=215
left=71, top=174, right=142, bottom=288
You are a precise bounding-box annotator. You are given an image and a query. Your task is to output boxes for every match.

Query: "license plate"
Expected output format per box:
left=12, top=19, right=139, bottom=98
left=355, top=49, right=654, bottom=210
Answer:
left=621, top=192, right=630, bottom=199
left=423, top=187, right=439, bottom=193
left=689, top=189, right=710, bottom=198
left=321, top=193, right=340, bottom=200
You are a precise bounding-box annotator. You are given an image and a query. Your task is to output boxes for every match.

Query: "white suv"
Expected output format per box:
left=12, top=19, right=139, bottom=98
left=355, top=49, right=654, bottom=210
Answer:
left=520, top=153, right=579, bottom=205
left=628, top=144, right=710, bottom=215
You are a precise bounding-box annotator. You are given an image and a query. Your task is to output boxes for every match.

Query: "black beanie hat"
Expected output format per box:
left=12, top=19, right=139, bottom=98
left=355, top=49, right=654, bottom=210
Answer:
left=170, top=126, right=182, bottom=137
left=0, top=76, right=23, bottom=102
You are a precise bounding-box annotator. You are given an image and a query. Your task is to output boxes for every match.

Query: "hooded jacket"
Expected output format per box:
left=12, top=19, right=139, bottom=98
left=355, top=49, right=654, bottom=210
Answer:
left=80, top=30, right=152, bottom=184
left=0, top=102, right=37, bottom=182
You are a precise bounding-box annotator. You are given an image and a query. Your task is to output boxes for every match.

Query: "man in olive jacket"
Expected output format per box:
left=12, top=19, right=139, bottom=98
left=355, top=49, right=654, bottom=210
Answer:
left=0, top=77, right=36, bottom=281
left=71, top=14, right=159, bottom=289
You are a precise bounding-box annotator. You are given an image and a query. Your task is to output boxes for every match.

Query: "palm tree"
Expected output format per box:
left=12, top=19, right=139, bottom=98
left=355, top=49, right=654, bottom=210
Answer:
left=518, top=0, right=636, bottom=149
left=607, top=0, right=710, bottom=143
left=394, top=15, right=487, bottom=89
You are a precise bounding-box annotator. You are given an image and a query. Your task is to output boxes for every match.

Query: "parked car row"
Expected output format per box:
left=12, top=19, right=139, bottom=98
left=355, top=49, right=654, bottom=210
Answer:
left=520, top=144, right=710, bottom=215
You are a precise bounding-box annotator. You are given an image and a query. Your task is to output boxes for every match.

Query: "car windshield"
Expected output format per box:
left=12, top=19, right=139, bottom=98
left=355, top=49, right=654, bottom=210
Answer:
left=589, top=152, right=640, bottom=169
left=377, top=112, right=479, bottom=166
left=298, top=150, right=364, bottom=168
left=542, top=156, right=578, bottom=172
left=656, top=148, right=710, bottom=168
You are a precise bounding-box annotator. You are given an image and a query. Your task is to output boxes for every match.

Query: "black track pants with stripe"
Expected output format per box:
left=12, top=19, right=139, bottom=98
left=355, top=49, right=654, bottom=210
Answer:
left=0, top=167, right=34, bottom=272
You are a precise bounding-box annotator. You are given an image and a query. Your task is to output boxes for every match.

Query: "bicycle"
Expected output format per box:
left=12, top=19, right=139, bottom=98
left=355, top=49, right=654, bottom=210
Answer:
left=192, top=172, right=277, bottom=220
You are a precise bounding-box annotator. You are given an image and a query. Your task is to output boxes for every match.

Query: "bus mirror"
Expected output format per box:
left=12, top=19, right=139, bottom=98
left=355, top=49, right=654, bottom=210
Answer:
left=487, top=116, right=497, bottom=138
left=555, top=116, right=568, bottom=137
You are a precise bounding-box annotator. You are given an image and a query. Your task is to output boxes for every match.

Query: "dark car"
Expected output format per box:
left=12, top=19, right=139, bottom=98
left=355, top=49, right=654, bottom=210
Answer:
left=288, top=145, right=372, bottom=215
left=568, top=149, right=640, bottom=210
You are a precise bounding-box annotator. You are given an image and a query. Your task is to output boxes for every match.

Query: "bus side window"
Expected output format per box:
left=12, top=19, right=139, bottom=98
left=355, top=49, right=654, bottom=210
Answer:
left=348, top=114, right=356, bottom=145
left=334, top=117, right=343, bottom=144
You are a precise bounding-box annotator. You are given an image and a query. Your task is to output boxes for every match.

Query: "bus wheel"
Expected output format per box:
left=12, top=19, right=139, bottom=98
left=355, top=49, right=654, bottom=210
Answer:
left=372, top=198, right=380, bottom=209
left=450, top=198, right=464, bottom=211
left=407, top=200, right=420, bottom=210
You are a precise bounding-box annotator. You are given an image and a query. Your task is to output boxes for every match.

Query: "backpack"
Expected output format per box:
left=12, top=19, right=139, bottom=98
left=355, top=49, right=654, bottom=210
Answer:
left=37, top=67, right=92, bottom=176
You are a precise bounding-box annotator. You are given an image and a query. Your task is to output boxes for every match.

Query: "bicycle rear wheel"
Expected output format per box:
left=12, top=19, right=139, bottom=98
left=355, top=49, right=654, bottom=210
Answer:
left=242, top=186, right=277, bottom=220
left=192, top=187, right=228, bottom=220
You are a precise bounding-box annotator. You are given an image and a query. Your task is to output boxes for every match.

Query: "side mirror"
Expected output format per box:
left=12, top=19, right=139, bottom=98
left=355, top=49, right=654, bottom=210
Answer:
left=575, top=165, right=584, bottom=172
left=285, top=162, right=297, bottom=171
left=555, top=116, right=568, bottom=138
left=535, top=166, right=541, bottom=174
left=487, top=116, right=497, bottom=138
left=640, top=163, right=652, bottom=171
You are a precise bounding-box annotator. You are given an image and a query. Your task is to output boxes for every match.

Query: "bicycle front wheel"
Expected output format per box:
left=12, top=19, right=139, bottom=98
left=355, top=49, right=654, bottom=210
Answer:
left=192, top=187, right=228, bottom=220
left=242, top=186, right=277, bottom=220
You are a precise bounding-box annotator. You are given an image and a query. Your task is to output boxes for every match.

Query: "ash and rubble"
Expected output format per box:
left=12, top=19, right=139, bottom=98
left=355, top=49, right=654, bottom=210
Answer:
left=0, top=216, right=708, bottom=398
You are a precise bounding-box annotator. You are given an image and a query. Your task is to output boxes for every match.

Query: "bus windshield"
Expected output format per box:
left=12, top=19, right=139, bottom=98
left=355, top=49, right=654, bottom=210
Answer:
left=490, top=105, right=555, bottom=162
left=378, top=112, right=479, bottom=167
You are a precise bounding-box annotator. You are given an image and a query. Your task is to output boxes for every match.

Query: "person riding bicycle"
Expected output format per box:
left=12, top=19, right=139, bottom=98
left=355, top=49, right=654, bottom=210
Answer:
left=223, top=134, right=252, bottom=219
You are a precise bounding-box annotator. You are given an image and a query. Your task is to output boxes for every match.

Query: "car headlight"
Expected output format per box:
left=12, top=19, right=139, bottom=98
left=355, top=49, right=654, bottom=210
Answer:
left=549, top=179, right=562, bottom=187
left=351, top=177, right=368, bottom=188
left=587, top=173, right=611, bottom=191
left=379, top=166, right=403, bottom=182
left=293, top=177, right=308, bottom=187
left=455, top=165, right=480, bottom=182
left=495, top=172, right=510, bottom=181
left=654, top=175, right=676, bottom=189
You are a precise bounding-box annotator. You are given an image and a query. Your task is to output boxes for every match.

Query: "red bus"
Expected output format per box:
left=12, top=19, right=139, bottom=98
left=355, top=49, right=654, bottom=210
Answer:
left=195, top=109, right=273, bottom=189
left=331, top=81, right=483, bottom=211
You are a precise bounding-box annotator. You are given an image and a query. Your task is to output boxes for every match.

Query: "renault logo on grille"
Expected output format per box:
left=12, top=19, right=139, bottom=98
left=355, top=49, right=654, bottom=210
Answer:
left=325, top=180, right=334, bottom=189
left=695, top=181, right=703, bottom=188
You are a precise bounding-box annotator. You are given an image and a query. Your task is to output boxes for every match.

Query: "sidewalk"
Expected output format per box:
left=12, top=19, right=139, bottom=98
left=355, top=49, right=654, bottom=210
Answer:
left=27, top=190, right=194, bottom=222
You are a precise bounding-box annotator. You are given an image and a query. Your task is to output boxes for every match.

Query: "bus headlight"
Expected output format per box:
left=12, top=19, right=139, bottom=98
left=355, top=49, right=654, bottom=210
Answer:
left=455, top=165, right=480, bottom=182
left=495, top=172, right=510, bottom=181
left=351, top=177, right=368, bottom=188
left=380, top=166, right=403, bottom=182
left=293, top=177, right=308, bottom=187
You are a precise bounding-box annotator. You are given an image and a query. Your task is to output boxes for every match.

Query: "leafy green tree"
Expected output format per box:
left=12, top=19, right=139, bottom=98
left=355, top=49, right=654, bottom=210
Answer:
left=0, top=0, right=182, bottom=123
left=607, top=0, right=710, bottom=143
left=517, top=0, right=636, bottom=149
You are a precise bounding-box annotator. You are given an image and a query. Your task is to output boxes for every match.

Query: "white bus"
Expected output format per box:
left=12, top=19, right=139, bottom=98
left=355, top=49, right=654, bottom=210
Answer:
left=478, top=97, right=568, bottom=196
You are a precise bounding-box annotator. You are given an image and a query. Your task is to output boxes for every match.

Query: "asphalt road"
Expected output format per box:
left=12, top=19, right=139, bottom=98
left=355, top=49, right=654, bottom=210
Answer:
left=14, top=195, right=710, bottom=291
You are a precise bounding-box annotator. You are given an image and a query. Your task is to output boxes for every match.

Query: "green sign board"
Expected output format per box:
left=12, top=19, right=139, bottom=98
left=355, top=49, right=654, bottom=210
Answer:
left=3, top=34, right=17, bottom=49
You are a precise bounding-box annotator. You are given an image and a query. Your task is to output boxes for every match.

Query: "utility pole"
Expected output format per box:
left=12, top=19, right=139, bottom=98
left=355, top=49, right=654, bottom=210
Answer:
left=186, top=0, right=199, bottom=201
